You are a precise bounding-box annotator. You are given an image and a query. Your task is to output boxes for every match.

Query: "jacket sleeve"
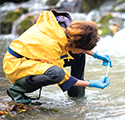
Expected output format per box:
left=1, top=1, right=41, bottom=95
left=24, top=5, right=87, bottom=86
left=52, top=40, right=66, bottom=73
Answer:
left=58, top=75, right=78, bottom=92
left=58, top=68, right=78, bottom=92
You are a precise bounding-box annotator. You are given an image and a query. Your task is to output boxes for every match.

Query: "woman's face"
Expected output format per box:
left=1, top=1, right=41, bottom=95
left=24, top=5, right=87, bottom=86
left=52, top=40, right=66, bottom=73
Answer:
left=70, top=47, right=87, bottom=54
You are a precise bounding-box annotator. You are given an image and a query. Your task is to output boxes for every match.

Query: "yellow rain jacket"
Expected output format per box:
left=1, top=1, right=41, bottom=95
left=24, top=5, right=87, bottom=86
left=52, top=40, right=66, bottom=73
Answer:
left=3, top=11, right=77, bottom=91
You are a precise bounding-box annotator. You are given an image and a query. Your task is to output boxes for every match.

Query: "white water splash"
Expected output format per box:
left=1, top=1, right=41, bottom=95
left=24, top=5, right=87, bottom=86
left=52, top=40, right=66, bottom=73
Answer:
left=93, top=34, right=125, bottom=57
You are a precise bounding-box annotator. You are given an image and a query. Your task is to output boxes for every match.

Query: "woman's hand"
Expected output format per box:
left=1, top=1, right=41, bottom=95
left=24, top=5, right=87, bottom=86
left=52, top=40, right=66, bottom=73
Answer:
left=89, top=77, right=110, bottom=89
left=93, top=51, right=113, bottom=68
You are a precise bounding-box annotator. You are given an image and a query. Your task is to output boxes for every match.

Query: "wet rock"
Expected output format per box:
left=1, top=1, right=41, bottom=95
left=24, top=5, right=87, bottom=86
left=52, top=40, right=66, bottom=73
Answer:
left=5, top=7, right=28, bottom=23
left=54, top=0, right=113, bottom=13
left=46, top=0, right=59, bottom=5
left=0, top=7, right=28, bottom=34
left=17, top=14, right=38, bottom=35
left=0, top=0, right=125, bottom=37
left=0, top=0, right=29, bottom=5
left=82, top=0, right=108, bottom=13
left=0, top=21, right=12, bottom=34
left=55, top=0, right=83, bottom=12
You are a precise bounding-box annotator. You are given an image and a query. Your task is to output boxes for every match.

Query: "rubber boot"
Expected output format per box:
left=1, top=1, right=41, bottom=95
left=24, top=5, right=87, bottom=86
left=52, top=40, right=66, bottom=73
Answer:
left=7, top=77, right=39, bottom=104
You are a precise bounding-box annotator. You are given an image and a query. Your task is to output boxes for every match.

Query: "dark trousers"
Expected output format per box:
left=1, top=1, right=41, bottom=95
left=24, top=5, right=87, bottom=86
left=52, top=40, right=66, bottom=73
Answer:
left=64, top=51, right=86, bottom=97
left=27, top=52, right=86, bottom=97
left=27, top=66, right=65, bottom=88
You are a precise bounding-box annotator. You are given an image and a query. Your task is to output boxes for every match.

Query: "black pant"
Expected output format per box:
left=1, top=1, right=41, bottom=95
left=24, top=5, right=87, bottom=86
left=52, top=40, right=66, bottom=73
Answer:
left=26, top=66, right=65, bottom=88
left=27, top=52, right=86, bottom=97
left=64, top=51, right=86, bottom=97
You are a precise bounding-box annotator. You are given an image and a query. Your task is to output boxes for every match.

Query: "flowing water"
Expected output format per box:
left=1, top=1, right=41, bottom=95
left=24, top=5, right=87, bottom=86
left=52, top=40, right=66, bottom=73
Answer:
left=0, top=0, right=125, bottom=120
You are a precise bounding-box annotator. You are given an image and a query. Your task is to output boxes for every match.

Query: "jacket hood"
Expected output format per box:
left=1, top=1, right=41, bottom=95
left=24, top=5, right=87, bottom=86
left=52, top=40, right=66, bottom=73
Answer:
left=36, top=11, right=68, bottom=47
left=51, top=9, right=72, bottom=28
left=9, top=11, right=73, bottom=61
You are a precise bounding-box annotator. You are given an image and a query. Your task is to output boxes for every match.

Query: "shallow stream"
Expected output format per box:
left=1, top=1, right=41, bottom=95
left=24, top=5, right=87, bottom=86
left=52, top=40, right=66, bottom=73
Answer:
left=0, top=33, right=125, bottom=120
left=0, top=0, right=125, bottom=119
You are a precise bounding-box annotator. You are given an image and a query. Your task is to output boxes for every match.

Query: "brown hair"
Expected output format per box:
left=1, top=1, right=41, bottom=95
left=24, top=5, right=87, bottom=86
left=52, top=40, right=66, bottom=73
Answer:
left=66, top=20, right=100, bottom=50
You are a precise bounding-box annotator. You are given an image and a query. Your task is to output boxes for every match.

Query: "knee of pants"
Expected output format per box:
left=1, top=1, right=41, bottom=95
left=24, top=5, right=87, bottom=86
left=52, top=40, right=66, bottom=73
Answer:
left=44, top=66, right=65, bottom=83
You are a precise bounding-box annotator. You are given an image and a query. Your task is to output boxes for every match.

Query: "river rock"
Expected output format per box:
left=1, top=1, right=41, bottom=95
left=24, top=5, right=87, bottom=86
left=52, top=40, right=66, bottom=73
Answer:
left=0, top=21, right=12, bottom=34
left=0, top=7, right=28, bottom=34
left=0, top=0, right=29, bottom=5
left=17, top=14, right=38, bottom=35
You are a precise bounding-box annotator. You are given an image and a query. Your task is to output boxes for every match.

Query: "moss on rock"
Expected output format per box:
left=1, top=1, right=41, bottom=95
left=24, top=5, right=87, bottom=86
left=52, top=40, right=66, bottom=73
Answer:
left=0, top=7, right=29, bottom=34
left=97, top=13, right=123, bottom=37
left=46, top=0, right=59, bottom=5
left=20, top=15, right=34, bottom=33
left=6, top=7, right=28, bottom=22
left=6, top=12, right=21, bottom=22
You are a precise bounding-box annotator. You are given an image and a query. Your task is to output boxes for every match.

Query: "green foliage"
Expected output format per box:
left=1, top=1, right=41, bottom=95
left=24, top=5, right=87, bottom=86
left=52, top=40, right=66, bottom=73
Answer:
left=97, top=14, right=113, bottom=37
left=98, top=14, right=113, bottom=24
left=98, top=26, right=112, bottom=37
